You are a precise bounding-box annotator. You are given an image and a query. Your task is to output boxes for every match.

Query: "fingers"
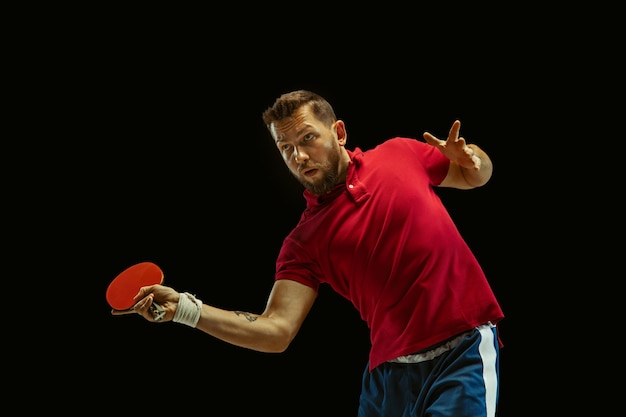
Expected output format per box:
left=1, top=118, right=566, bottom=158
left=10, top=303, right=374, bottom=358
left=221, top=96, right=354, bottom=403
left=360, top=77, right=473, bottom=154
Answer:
left=133, top=293, right=155, bottom=315
left=110, top=293, right=157, bottom=320
left=422, top=131, right=443, bottom=147
left=467, top=146, right=481, bottom=170
left=423, top=120, right=462, bottom=147
left=448, top=120, right=461, bottom=142
left=111, top=308, right=135, bottom=316
left=133, top=285, right=154, bottom=301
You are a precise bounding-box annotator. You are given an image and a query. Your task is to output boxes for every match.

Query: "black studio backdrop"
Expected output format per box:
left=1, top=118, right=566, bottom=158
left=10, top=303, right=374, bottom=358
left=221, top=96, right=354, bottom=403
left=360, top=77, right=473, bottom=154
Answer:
left=58, top=65, right=533, bottom=415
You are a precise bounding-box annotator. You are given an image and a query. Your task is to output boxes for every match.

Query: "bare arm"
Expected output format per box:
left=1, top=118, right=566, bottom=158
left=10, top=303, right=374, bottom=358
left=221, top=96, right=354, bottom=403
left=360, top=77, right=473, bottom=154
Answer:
left=113, top=279, right=317, bottom=353
left=423, top=120, right=493, bottom=189
left=195, top=279, right=317, bottom=352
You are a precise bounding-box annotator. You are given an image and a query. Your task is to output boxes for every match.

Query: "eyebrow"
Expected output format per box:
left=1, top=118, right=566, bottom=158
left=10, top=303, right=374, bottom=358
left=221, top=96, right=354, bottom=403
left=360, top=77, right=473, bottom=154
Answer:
left=273, top=122, right=314, bottom=145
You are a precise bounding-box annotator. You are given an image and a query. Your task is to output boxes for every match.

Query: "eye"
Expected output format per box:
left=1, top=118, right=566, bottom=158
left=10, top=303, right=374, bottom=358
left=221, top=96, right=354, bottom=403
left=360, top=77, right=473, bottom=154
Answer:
left=304, top=133, right=315, bottom=141
left=281, top=144, right=292, bottom=152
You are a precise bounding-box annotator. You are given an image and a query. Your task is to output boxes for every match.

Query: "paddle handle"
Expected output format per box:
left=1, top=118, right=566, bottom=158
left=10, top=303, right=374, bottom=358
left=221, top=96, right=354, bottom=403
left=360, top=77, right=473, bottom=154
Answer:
left=149, top=302, right=166, bottom=321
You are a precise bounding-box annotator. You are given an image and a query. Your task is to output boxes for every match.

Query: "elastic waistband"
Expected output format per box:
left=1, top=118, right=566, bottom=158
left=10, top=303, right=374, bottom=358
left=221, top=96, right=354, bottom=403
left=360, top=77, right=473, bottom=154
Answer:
left=388, top=322, right=494, bottom=364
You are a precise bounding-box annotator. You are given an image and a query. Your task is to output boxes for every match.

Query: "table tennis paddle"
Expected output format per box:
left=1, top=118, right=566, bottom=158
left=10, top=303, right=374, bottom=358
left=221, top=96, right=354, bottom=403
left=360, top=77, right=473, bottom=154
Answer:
left=106, top=261, right=166, bottom=320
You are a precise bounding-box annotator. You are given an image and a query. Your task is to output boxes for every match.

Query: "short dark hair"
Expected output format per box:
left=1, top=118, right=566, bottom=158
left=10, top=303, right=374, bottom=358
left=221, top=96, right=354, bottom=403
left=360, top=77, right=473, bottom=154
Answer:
left=262, top=90, right=337, bottom=131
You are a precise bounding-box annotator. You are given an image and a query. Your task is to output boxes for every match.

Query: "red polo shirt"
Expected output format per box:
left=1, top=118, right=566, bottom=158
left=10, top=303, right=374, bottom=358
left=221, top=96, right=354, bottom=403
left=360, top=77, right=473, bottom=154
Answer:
left=275, top=138, right=504, bottom=371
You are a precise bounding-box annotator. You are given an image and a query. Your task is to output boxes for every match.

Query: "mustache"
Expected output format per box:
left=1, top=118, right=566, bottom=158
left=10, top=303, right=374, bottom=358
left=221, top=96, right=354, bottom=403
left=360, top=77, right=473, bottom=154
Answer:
left=297, top=162, right=316, bottom=173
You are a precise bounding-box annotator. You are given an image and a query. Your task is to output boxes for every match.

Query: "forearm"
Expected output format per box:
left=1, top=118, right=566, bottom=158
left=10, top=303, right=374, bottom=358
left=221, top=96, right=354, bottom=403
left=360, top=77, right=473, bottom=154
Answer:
left=195, top=304, right=293, bottom=353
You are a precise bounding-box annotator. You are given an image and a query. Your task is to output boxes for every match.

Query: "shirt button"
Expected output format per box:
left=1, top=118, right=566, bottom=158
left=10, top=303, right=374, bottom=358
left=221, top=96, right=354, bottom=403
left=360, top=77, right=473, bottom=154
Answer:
left=348, top=184, right=354, bottom=189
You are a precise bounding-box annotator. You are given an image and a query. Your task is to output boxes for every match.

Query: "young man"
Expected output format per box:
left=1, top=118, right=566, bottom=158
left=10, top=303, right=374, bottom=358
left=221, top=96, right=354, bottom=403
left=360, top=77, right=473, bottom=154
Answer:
left=113, top=90, right=504, bottom=417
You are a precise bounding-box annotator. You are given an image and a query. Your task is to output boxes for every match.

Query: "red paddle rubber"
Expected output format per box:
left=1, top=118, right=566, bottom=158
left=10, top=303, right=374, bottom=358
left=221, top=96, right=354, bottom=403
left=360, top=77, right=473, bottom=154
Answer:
left=107, top=262, right=166, bottom=320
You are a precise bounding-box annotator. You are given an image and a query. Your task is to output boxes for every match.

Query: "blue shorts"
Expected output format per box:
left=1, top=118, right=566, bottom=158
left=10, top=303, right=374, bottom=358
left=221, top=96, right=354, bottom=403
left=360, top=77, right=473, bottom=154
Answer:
left=358, top=323, right=499, bottom=417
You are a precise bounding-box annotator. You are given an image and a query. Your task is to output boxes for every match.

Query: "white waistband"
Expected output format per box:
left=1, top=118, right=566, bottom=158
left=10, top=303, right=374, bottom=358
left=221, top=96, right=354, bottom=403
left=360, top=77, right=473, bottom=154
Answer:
left=389, top=323, right=494, bottom=364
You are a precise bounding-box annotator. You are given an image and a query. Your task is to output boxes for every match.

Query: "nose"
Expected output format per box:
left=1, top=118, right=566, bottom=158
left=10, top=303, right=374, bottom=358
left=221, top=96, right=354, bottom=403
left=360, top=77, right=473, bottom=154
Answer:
left=293, top=146, right=308, bottom=163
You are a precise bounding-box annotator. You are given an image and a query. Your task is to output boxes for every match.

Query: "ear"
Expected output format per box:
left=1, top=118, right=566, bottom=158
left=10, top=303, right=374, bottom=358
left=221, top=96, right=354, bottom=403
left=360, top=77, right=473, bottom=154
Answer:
left=334, top=120, right=347, bottom=145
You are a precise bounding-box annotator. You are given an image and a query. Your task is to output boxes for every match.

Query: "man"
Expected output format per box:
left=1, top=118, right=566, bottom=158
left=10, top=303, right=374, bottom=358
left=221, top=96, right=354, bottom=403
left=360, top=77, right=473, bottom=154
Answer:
left=112, top=90, right=504, bottom=416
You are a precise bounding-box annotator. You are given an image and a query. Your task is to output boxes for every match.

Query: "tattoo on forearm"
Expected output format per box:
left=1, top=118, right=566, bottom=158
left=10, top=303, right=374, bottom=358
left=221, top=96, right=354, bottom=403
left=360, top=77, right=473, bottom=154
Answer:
left=234, top=311, right=258, bottom=322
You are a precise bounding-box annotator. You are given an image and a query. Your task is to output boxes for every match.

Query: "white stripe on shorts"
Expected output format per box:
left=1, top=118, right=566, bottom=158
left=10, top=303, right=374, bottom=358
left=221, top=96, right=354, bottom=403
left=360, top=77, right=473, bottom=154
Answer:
left=478, top=322, right=498, bottom=417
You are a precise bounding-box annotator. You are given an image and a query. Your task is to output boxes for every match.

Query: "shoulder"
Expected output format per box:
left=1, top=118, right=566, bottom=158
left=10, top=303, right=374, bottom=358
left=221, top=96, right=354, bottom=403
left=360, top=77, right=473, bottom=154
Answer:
left=359, top=137, right=440, bottom=160
left=357, top=137, right=449, bottom=183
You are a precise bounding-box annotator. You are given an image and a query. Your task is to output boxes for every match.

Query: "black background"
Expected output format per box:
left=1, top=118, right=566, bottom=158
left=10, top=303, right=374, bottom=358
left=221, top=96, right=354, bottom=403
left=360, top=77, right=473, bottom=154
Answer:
left=13, top=8, right=606, bottom=415
left=83, top=73, right=526, bottom=414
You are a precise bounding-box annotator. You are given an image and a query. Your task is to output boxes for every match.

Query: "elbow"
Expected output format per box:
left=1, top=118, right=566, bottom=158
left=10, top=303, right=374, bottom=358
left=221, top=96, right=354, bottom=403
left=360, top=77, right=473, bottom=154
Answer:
left=271, top=333, right=297, bottom=353
left=269, top=345, right=289, bottom=354
left=463, top=165, right=492, bottom=189
left=264, top=328, right=298, bottom=353
left=472, top=173, right=491, bottom=188
left=261, top=339, right=292, bottom=354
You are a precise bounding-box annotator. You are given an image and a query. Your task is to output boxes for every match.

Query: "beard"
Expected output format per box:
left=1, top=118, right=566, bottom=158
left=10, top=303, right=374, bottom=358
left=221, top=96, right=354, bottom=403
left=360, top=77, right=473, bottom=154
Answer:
left=293, top=149, right=341, bottom=195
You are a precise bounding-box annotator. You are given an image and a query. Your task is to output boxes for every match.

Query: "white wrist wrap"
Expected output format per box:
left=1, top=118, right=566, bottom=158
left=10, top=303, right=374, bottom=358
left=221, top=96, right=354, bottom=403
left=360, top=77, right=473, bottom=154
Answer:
left=173, top=292, right=202, bottom=328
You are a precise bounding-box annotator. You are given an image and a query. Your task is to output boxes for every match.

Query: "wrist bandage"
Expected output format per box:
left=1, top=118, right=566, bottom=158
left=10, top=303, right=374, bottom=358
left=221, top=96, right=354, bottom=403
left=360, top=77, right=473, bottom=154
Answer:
left=173, top=292, right=202, bottom=328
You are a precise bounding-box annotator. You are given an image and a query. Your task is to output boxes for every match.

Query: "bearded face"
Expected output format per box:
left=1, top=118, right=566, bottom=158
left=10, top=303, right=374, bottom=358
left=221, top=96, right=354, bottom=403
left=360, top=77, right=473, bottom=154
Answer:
left=292, top=141, right=342, bottom=195
left=271, top=105, right=349, bottom=196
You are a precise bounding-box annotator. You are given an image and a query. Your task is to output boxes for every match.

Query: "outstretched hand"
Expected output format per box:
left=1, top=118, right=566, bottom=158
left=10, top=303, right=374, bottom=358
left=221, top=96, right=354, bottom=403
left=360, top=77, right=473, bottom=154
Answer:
left=111, top=284, right=180, bottom=322
left=423, top=120, right=481, bottom=171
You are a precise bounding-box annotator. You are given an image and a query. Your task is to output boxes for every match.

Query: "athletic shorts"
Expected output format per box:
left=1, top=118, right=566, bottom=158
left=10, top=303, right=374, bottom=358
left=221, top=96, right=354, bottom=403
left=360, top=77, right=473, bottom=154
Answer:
left=358, top=323, right=499, bottom=417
